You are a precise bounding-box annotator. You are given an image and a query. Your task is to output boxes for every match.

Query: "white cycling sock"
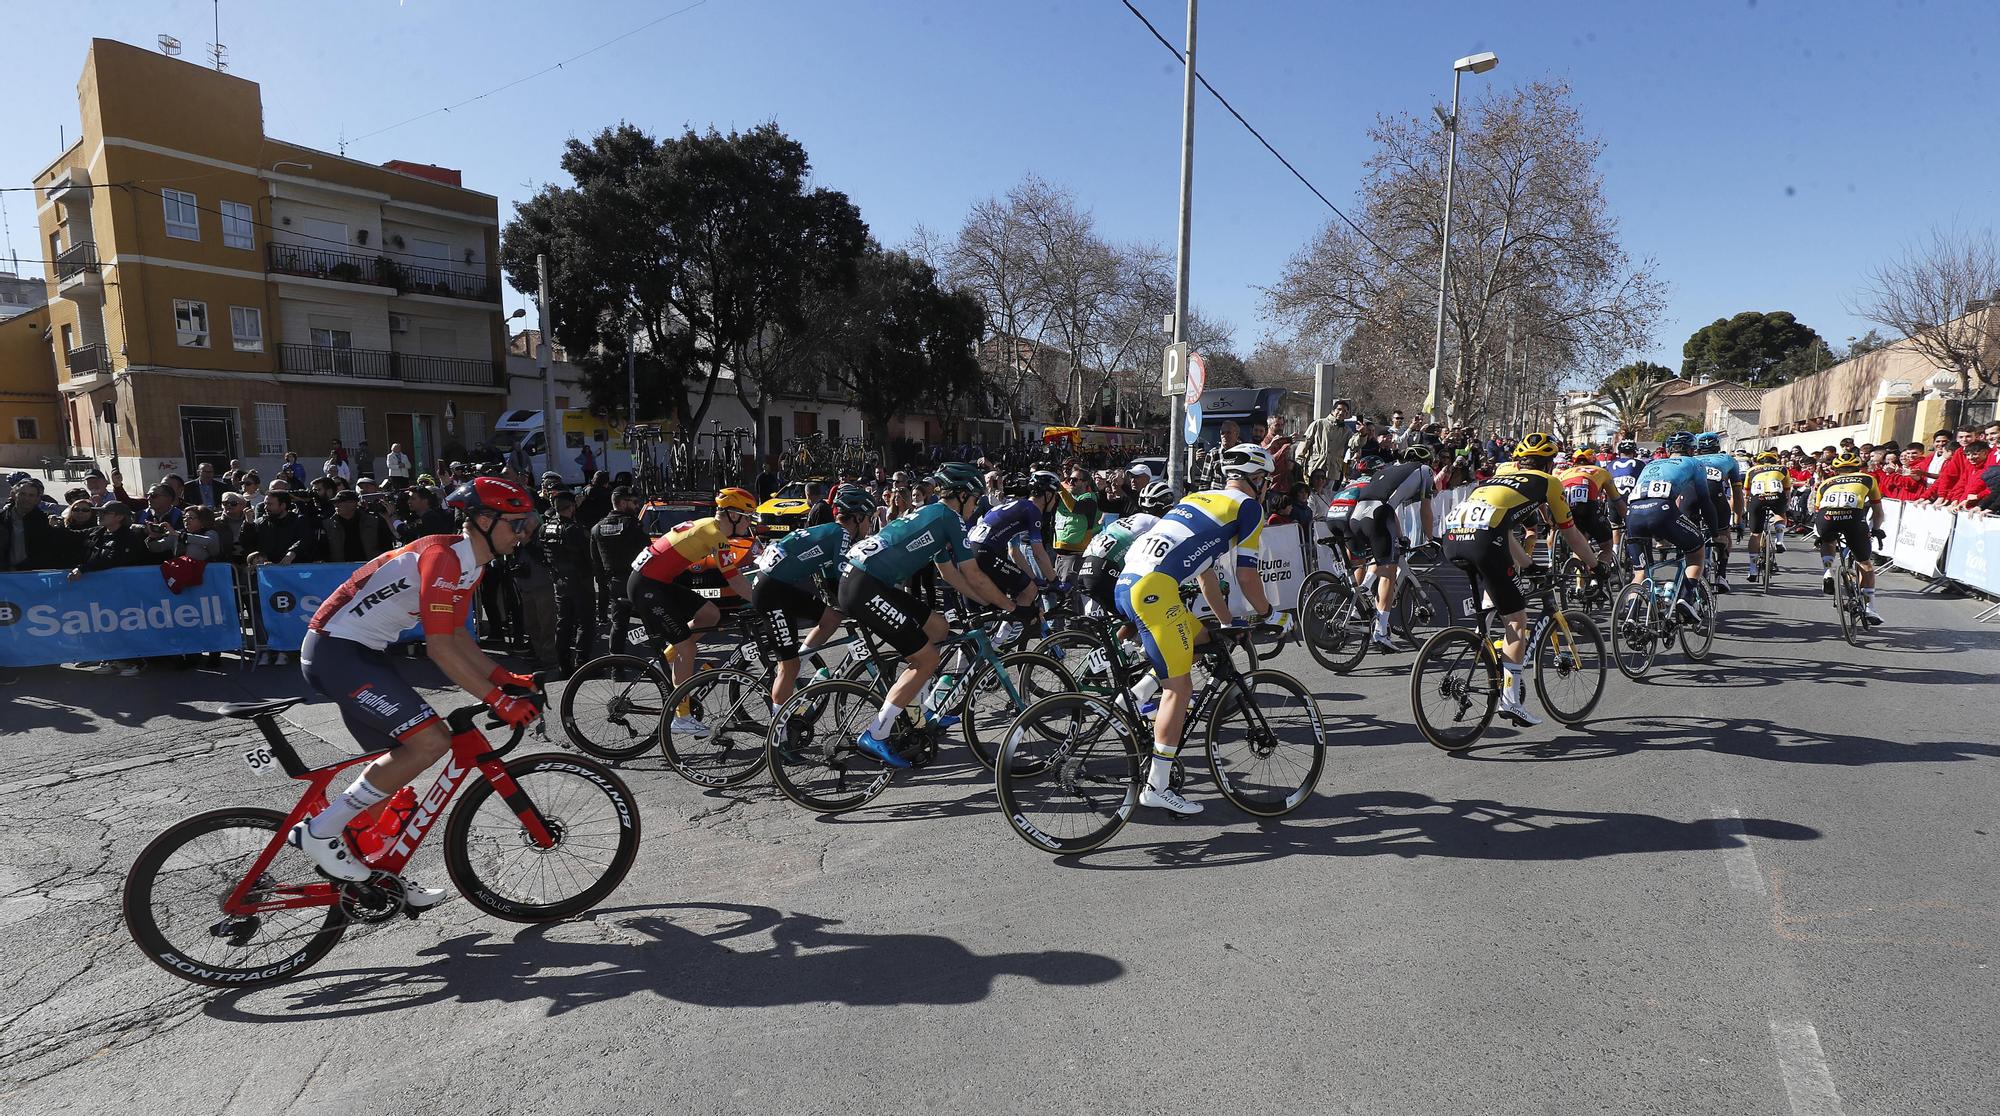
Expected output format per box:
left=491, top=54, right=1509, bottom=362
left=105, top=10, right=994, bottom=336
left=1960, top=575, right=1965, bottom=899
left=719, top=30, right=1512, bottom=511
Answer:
left=308, top=775, right=389, bottom=840
left=1373, top=610, right=1392, bottom=637
left=1146, top=754, right=1176, bottom=793
left=1128, top=673, right=1161, bottom=707
left=1501, top=662, right=1525, bottom=702
left=867, top=701, right=903, bottom=738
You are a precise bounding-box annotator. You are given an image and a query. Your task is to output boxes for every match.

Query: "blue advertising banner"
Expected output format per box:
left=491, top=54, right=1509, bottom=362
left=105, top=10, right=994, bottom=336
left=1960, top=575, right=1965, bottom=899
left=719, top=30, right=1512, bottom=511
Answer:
left=255, top=563, right=470, bottom=651
left=0, top=565, right=242, bottom=667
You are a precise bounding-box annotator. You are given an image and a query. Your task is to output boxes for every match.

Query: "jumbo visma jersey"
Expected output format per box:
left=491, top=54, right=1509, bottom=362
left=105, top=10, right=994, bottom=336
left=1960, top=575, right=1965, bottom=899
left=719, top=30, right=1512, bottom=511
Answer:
left=842, top=501, right=975, bottom=584
left=1445, top=466, right=1573, bottom=536
left=1746, top=464, right=1790, bottom=500
left=1120, top=490, right=1264, bottom=581
left=1813, top=472, right=1881, bottom=518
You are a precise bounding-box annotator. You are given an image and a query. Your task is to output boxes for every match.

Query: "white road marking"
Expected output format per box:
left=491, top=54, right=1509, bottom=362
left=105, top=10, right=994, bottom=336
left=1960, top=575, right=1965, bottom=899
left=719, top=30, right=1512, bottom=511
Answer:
left=1711, top=806, right=1768, bottom=893
left=1770, top=1019, right=1845, bottom=1116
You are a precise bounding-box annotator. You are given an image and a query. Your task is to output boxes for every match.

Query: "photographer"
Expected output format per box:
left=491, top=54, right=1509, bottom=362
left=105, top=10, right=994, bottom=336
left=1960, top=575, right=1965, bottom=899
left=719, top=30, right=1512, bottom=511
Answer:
left=318, top=489, right=392, bottom=563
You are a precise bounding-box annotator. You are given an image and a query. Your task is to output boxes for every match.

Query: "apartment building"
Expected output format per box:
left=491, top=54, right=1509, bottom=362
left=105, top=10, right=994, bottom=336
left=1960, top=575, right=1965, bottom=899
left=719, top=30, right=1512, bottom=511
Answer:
left=34, top=38, right=506, bottom=483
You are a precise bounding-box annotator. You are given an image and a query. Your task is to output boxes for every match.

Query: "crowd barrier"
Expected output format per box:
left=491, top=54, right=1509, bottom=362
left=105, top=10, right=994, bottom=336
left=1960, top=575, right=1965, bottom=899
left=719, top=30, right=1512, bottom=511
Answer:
left=0, top=565, right=242, bottom=667
left=252, top=562, right=473, bottom=653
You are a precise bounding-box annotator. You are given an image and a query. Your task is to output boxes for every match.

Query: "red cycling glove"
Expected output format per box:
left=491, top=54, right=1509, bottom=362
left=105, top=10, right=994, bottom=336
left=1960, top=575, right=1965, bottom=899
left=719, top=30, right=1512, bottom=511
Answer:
left=483, top=687, right=540, bottom=727
left=488, top=666, right=535, bottom=690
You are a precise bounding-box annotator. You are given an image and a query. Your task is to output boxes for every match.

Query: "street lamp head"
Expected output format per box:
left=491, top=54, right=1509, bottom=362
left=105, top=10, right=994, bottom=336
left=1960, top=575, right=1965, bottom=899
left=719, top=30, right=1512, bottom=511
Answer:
left=507, top=308, right=527, bottom=320
left=1453, top=52, right=1499, bottom=74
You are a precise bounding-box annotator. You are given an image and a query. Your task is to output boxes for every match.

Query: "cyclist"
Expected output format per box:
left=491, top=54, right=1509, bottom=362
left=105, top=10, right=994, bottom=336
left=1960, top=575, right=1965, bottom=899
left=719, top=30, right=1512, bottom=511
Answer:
left=970, top=470, right=1063, bottom=646
left=1692, top=432, right=1745, bottom=593
left=1440, top=433, right=1599, bottom=728
left=836, top=462, right=1020, bottom=768
left=1743, top=450, right=1791, bottom=584
left=287, top=477, right=541, bottom=899
left=1623, top=431, right=1713, bottom=606
left=1558, top=449, right=1623, bottom=573
left=629, top=487, right=760, bottom=736
left=1348, top=444, right=1438, bottom=652
left=1114, top=444, right=1277, bottom=816
left=1078, top=479, right=1176, bottom=616
left=1812, top=452, right=1886, bottom=625
left=749, top=485, right=878, bottom=722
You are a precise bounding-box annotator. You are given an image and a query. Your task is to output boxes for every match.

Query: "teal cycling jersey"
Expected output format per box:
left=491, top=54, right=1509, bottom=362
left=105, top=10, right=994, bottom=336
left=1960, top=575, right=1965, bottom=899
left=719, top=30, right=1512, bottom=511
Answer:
left=752, top=521, right=849, bottom=588
left=1693, top=451, right=1745, bottom=494
left=1119, top=489, right=1264, bottom=582
left=1082, top=512, right=1162, bottom=565
left=842, top=500, right=975, bottom=584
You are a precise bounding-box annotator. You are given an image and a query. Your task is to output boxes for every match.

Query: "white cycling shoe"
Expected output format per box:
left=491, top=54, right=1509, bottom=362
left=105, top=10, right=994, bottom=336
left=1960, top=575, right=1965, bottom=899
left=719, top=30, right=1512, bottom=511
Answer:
left=1496, top=689, right=1543, bottom=728
left=395, top=875, right=449, bottom=911
left=287, top=821, right=372, bottom=883
left=671, top=715, right=711, bottom=737
left=1140, top=785, right=1203, bottom=816
left=1861, top=604, right=1884, bottom=626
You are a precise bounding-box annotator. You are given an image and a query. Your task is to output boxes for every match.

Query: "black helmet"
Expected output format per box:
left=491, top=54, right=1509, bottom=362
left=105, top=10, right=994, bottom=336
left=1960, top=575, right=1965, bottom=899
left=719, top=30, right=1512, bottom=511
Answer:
left=832, top=485, right=877, bottom=517
left=1003, top=473, right=1033, bottom=497
left=1616, top=440, right=1638, bottom=455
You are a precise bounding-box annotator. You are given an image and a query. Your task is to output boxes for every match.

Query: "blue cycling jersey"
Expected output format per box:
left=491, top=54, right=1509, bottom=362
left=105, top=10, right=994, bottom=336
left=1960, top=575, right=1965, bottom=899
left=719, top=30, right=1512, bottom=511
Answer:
left=1693, top=451, right=1745, bottom=497
left=1632, top=456, right=1714, bottom=522
left=967, top=497, right=1044, bottom=553
left=1606, top=456, right=1644, bottom=497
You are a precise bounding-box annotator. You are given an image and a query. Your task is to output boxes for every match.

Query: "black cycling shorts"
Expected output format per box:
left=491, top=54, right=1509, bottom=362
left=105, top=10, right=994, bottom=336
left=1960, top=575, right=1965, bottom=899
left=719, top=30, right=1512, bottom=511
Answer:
left=1077, top=555, right=1120, bottom=614
left=1626, top=499, right=1704, bottom=555
left=1354, top=505, right=1403, bottom=564
left=1444, top=532, right=1525, bottom=616
left=301, top=630, right=440, bottom=753
left=836, top=568, right=933, bottom=657
left=749, top=575, right=827, bottom=661
left=1570, top=503, right=1613, bottom=549
left=1747, top=497, right=1787, bottom=534
left=1813, top=514, right=1874, bottom=562
left=976, top=548, right=1032, bottom=598
left=626, top=571, right=703, bottom=647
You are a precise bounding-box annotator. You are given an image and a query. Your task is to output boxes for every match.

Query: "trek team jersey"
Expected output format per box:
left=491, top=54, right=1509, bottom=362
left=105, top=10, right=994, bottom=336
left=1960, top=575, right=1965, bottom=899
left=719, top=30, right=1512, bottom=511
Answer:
left=1630, top=456, right=1713, bottom=509
left=1444, top=466, right=1573, bottom=536
left=1120, top=489, right=1265, bottom=581
left=968, top=498, right=1044, bottom=553
left=1051, top=491, right=1099, bottom=553
left=1746, top=464, right=1790, bottom=501
left=1081, top=512, right=1162, bottom=565
left=1558, top=464, right=1615, bottom=506
left=842, top=501, right=975, bottom=585
left=1813, top=472, right=1881, bottom=518
left=633, top=516, right=748, bottom=584
left=1694, top=451, right=1746, bottom=497
left=1605, top=456, right=1644, bottom=498
left=309, top=535, right=481, bottom=651
left=752, top=521, right=850, bottom=588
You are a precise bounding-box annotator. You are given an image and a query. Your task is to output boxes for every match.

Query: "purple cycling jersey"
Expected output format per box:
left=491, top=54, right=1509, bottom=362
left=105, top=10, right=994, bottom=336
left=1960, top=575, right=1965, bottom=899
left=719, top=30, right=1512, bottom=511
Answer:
left=967, top=497, right=1044, bottom=553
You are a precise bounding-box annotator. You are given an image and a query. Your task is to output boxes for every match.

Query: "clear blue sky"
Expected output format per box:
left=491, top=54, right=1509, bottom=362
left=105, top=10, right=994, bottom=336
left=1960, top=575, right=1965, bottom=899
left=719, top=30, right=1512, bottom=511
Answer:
left=5, top=0, right=1996, bottom=380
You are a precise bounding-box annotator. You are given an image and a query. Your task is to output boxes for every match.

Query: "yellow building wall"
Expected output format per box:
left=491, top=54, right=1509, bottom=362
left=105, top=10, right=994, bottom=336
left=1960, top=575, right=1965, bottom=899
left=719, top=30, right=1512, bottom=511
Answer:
left=0, top=309, right=64, bottom=463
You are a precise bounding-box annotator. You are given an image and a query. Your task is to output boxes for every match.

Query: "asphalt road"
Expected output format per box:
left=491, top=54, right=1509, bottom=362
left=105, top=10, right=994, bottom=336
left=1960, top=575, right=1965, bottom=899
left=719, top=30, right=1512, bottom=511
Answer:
left=2, top=548, right=1995, bottom=1116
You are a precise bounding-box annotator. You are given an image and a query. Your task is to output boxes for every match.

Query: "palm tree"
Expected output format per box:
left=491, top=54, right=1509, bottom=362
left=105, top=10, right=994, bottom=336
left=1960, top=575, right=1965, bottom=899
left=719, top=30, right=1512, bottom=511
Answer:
left=1584, top=373, right=1673, bottom=438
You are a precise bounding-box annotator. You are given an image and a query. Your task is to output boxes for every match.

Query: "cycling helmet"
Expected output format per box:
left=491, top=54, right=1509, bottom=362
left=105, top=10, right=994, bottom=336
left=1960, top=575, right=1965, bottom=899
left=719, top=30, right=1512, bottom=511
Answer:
left=1616, top=440, right=1638, bottom=455
left=1402, top=443, right=1435, bottom=464
left=1513, top=432, right=1560, bottom=460
left=1218, top=443, right=1276, bottom=479
left=715, top=487, right=757, bottom=515
left=1664, top=431, right=1696, bottom=455
left=1832, top=451, right=1864, bottom=469
left=1572, top=450, right=1596, bottom=465
left=446, top=477, right=534, bottom=518
left=832, top=485, right=877, bottom=517
left=1693, top=432, right=1723, bottom=455
left=1137, top=479, right=1175, bottom=513
left=1355, top=454, right=1387, bottom=474
left=931, top=462, right=984, bottom=494
left=1755, top=450, right=1780, bottom=464
left=1003, top=473, right=1033, bottom=497
left=1030, top=469, right=1062, bottom=495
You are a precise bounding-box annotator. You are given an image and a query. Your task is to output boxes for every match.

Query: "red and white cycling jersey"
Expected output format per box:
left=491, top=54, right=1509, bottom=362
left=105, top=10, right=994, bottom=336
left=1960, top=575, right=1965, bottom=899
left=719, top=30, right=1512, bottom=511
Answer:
left=309, top=535, right=482, bottom=650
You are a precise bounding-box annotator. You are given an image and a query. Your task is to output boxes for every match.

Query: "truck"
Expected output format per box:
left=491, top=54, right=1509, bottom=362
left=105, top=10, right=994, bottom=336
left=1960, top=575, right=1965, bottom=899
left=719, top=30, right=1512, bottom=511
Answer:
left=488, top=410, right=639, bottom=482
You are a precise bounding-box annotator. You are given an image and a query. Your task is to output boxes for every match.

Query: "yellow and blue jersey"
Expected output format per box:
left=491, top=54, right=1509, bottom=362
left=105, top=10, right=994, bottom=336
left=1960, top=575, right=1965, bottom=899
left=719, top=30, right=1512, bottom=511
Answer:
left=1120, top=489, right=1265, bottom=582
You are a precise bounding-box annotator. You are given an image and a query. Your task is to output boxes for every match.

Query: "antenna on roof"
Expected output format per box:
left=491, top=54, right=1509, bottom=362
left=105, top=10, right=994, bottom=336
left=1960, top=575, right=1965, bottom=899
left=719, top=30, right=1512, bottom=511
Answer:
left=208, top=0, right=228, bottom=71
left=158, top=34, right=182, bottom=57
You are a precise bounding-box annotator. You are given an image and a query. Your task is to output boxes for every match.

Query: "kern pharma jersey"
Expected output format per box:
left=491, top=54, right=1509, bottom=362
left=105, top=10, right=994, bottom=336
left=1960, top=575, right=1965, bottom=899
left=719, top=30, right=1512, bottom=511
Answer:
left=843, top=501, right=975, bottom=585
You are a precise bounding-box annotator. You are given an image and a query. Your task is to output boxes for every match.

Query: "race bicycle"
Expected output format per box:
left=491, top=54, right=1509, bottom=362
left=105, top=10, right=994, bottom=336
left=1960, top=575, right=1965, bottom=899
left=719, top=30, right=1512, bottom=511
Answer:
left=558, top=624, right=763, bottom=762
left=1609, top=543, right=1718, bottom=680
left=1297, top=533, right=1451, bottom=673
left=1409, top=566, right=1607, bottom=751
left=1827, top=526, right=1885, bottom=646
left=123, top=682, right=640, bottom=988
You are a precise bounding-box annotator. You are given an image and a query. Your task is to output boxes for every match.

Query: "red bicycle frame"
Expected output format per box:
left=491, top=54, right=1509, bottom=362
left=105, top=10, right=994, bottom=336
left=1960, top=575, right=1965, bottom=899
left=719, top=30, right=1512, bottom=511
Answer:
left=220, top=720, right=554, bottom=917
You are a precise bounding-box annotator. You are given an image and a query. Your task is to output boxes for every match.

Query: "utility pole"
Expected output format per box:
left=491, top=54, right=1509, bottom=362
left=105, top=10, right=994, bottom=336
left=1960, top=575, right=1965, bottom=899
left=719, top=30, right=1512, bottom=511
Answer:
left=536, top=253, right=561, bottom=480
left=1165, top=0, right=1198, bottom=495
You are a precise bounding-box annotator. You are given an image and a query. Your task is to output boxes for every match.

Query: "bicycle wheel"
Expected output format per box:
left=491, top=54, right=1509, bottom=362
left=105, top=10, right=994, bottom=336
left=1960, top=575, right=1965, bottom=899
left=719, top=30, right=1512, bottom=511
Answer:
left=1534, top=611, right=1606, bottom=724
left=1834, top=560, right=1859, bottom=646
left=124, top=808, right=345, bottom=988
left=961, top=651, right=1077, bottom=771
left=768, top=679, right=898, bottom=813
left=661, top=667, right=770, bottom=788
left=1300, top=577, right=1370, bottom=674
left=1206, top=669, right=1324, bottom=816
left=1035, top=628, right=1120, bottom=697
left=559, top=653, right=669, bottom=761
left=1394, top=575, right=1454, bottom=644
left=1757, top=532, right=1776, bottom=594
left=1610, top=583, right=1657, bottom=680
left=1409, top=628, right=1501, bottom=751
left=995, top=692, right=1142, bottom=854
left=443, top=752, right=641, bottom=923
left=1680, top=581, right=1717, bottom=661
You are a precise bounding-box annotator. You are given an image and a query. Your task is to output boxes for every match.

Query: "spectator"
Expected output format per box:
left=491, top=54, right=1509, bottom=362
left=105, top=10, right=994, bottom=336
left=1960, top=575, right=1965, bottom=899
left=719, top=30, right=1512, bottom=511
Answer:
left=384, top=443, right=413, bottom=490
left=239, top=472, right=263, bottom=504
left=540, top=488, right=596, bottom=674
left=242, top=491, right=314, bottom=566
left=280, top=452, right=308, bottom=489
left=138, top=485, right=184, bottom=531
left=1923, top=427, right=1981, bottom=502
left=395, top=485, right=455, bottom=545
left=1049, top=467, right=1099, bottom=585
left=83, top=468, right=114, bottom=506
left=352, top=440, right=375, bottom=481
left=2, top=478, right=59, bottom=571
left=215, top=492, right=252, bottom=559
left=578, top=471, right=613, bottom=529
left=318, top=489, right=391, bottom=563
left=1941, top=441, right=1992, bottom=509
left=187, top=462, right=236, bottom=508
left=65, top=501, right=154, bottom=676
left=62, top=500, right=97, bottom=531
left=146, top=503, right=227, bottom=561
left=1913, top=429, right=1955, bottom=485
left=588, top=487, right=648, bottom=654
left=321, top=450, right=352, bottom=484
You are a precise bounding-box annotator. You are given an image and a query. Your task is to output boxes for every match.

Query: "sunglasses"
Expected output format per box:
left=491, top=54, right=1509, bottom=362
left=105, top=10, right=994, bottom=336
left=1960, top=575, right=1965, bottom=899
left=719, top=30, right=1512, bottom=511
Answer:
left=500, top=516, right=533, bottom=534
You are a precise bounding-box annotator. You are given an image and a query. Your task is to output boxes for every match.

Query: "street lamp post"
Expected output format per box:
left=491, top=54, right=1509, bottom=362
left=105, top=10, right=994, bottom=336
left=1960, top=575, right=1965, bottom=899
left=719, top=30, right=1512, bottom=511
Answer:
left=1425, top=51, right=1498, bottom=424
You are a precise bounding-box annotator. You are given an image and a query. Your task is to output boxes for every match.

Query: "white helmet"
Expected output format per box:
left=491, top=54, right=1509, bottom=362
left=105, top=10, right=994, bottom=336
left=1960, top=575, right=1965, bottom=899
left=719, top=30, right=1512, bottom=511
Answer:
left=1219, top=443, right=1276, bottom=480
left=1137, top=479, right=1175, bottom=512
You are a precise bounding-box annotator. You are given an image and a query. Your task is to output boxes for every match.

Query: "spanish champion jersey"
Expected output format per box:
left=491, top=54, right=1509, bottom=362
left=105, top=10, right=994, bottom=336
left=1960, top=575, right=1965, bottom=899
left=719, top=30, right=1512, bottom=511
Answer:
left=844, top=501, right=975, bottom=585
left=752, top=521, right=849, bottom=588
left=1746, top=464, right=1790, bottom=500
left=1558, top=464, right=1615, bottom=506
left=1813, top=471, right=1881, bottom=518
left=1121, top=489, right=1264, bottom=581
left=633, top=516, right=750, bottom=584
left=1082, top=512, right=1161, bottom=565
left=310, top=534, right=481, bottom=651
left=1446, top=465, right=1573, bottom=536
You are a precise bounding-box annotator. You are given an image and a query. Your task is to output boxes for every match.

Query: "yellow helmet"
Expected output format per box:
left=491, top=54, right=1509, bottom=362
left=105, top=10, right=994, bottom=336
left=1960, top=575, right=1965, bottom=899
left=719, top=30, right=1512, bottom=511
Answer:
left=1831, top=452, right=1864, bottom=470
left=715, top=487, right=757, bottom=514
left=1755, top=450, right=1780, bottom=464
left=1513, top=432, right=1560, bottom=459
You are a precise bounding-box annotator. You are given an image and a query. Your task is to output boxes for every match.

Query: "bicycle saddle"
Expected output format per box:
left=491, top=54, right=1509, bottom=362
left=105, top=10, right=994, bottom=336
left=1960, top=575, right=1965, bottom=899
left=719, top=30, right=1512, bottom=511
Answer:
left=217, top=697, right=305, bottom=720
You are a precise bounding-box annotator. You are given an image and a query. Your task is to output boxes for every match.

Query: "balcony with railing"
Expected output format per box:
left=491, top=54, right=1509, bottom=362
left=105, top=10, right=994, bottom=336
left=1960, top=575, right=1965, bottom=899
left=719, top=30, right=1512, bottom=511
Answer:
left=277, top=343, right=497, bottom=387
left=66, top=343, right=109, bottom=378
left=56, top=242, right=103, bottom=298
left=267, top=243, right=386, bottom=287
left=393, top=260, right=497, bottom=303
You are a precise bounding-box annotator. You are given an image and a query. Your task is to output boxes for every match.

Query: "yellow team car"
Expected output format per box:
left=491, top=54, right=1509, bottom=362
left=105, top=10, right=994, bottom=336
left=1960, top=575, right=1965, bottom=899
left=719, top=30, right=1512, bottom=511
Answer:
left=754, top=480, right=831, bottom=538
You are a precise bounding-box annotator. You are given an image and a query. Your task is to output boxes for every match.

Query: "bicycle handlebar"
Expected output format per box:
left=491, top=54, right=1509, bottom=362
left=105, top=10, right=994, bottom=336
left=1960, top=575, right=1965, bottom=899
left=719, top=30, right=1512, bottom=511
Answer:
left=443, top=670, right=551, bottom=760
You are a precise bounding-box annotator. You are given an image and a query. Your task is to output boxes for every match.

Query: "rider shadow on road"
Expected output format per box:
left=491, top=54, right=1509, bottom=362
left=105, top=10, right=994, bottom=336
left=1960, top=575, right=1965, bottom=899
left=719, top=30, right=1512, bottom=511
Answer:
left=1058, top=790, right=1816, bottom=872
left=203, top=903, right=1123, bottom=1021
left=1716, top=610, right=1993, bottom=654
left=1638, top=653, right=1997, bottom=692
left=1464, top=715, right=1999, bottom=767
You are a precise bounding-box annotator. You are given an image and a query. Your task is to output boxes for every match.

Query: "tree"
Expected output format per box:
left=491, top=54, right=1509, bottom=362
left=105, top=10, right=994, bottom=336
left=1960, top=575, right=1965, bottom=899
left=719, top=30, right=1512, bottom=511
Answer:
left=1263, top=80, right=1664, bottom=422
left=1844, top=329, right=1891, bottom=360
left=944, top=177, right=1060, bottom=434
left=812, top=246, right=986, bottom=462
left=1604, top=360, right=1674, bottom=389
left=1584, top=364, right=1674, bottom=436
left=1851, top=225, right=2000, bottom=408
left=1680, top=311, right=1822, bottom=385
left=502, top=123, right=866, bottom=447
left=1767, top=338, right=1839, bottom=384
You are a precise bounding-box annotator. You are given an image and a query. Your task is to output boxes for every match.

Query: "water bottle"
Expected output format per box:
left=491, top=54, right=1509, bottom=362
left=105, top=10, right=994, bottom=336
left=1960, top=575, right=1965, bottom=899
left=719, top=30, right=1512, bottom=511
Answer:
left=348, top=787, right=417, bottom=858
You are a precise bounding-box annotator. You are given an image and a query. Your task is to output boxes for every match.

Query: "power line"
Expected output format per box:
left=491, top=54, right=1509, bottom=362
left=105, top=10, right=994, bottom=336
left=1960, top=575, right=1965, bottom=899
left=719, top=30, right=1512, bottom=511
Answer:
left=1114, top=0, right=1430, bottom=284
left=344, top=0, right=711, bottom=150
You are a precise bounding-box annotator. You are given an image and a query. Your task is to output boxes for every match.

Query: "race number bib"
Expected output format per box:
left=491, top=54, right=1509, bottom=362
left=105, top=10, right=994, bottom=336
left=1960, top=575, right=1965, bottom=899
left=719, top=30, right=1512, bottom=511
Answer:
left=966, top=521, right=994, bottom=544
left=1821, top=489, right=1862, bottom=511
left=1446, top=501, right=1497, bottom=530
left=1705, top=466, right=1725, bottom=483
left=1611, top=474, right=1637, bottom=494
left=630, top=547, right=653, bottom=573
left=1751, top=473, right=1784, bottom=496
left=1564, top=484, right=1591, bottom=505
left=1643, top=478, right=1675, bottom=499
left=1134, top=535, right=1174, bottom=563
left=848, top=536, right=886, bottom=563
left=1084, top=531, right=1119, bottom=559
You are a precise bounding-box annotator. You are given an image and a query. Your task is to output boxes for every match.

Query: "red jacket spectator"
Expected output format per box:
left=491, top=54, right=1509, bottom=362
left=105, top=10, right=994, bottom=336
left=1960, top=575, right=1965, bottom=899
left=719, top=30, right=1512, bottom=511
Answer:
left=1924, top=449, right=1972, bottom=501
left=1941, top=443, right=1992, bottom=505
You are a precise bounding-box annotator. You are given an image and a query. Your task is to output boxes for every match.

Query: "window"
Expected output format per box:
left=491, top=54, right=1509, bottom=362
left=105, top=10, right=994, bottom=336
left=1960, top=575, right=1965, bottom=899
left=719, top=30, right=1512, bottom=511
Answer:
left=418, top=325, right=458, bottom=356
left=221, top=201, right=255, bottom=250
left=163, top=189, right=200, bottom=240
left=827, top=418, right=842, bottom=442
left=14, top=417, right=39, bottom=441
left=409, top=237, right=451, bottom=261
left=60, top=324, right=73, bottom=359
left=462, top=410, right=487, bottom=450
left=336, top=406, right=366, bottom=449
left=299, top=217, right=348, bottom=247
left=254, top=403, right=288, bottom=455
left=309, top=326, right=352, bottom=350
left=174, top=299, right=210, bottom=348
left=49, top=230, right=62, bottom=260
left=230, top=306, right=263, bottom=352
